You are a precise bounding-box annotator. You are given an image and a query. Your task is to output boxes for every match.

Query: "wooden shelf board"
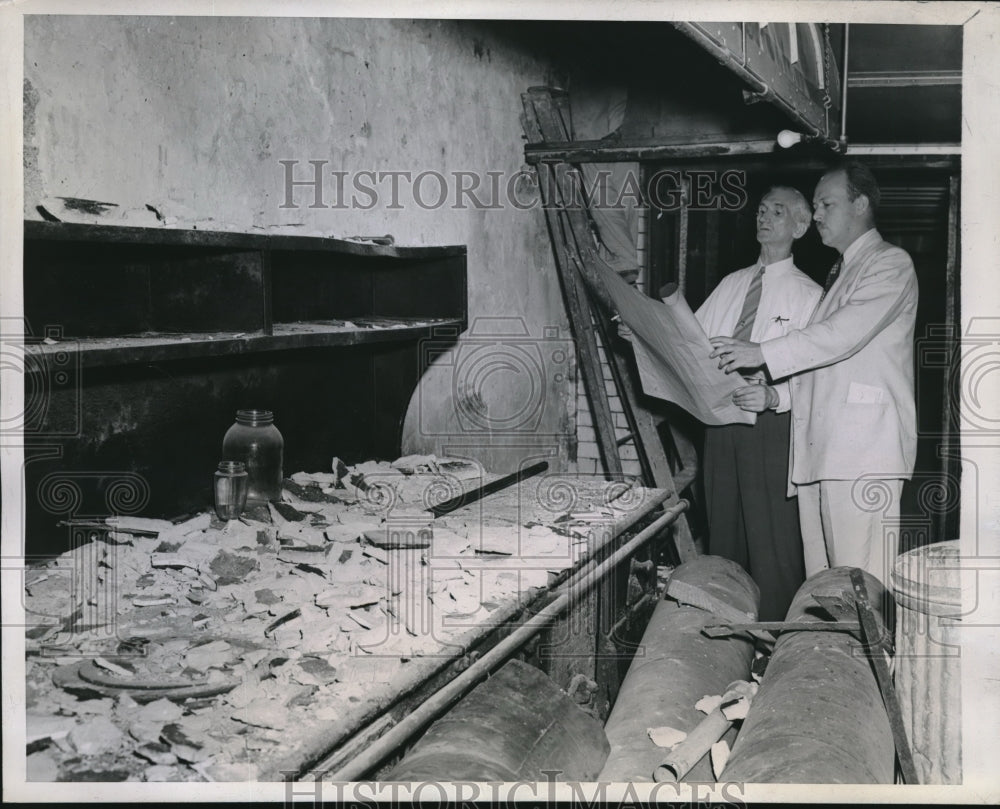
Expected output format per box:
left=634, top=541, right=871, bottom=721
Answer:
left=24, top=220, right=466, bottom=260
left=24, top=317, right=465, bottom=369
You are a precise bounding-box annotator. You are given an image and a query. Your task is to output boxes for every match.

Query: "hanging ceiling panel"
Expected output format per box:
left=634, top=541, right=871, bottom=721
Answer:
left=673, top=22, right=841, bottom=138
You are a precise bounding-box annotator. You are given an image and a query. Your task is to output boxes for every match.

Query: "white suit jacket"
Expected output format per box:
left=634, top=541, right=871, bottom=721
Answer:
left=760, top=230, right=918, bottom=485
left=695, top=256, right=821, bottom=413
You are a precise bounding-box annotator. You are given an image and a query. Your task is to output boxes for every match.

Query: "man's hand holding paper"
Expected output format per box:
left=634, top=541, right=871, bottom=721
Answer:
left=709, top=336, right=766, bottom=375
left=602, top=276, right=754, bottom=425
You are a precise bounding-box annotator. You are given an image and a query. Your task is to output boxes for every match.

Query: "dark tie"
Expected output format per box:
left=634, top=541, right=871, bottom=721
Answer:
left=732, top=265, right=764, bottom=341
left=820, top=256, right=844, bottom=301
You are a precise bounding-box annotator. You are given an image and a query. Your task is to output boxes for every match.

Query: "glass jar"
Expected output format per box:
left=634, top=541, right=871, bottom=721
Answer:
left=214, top=460, right=249, bottom=521
left=222, top=409, right=284, bottom=503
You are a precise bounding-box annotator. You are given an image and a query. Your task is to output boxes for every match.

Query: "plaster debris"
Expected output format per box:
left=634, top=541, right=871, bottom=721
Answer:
left=137, top=698, right=184, bottom=724
left=25, top=457, right=651, bottom=781
left=647, top=726, right=688, bottom=749
left=69, top=716, right=124, bottom=755
left=129, top=721, right=165, bottom=745
left=711, top=740, right=731, bottom=780
left=695, top=694, right=724, bottom=715
left=135, top=742, right=178, bottom=766
left=26, top=751, right=60, bottom=781
left=26, top=713, right=76, bottom=745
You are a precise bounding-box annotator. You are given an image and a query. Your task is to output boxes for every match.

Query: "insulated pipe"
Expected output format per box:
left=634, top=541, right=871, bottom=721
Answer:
left=721, top=567, right=894, bottom=784
left=323, top=500, right=689, bottom=781
left=598, top=556, right=759, bottom=782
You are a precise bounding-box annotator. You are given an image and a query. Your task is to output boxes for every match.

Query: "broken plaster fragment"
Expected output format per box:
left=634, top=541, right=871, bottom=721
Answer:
left=137, top=697, right=184, bottom=724
left=647, top=726, right=688, bottom=749
left=695, top=694, right=724, bottom=715
left=721, top=695, right=751, bottom=722
left=209, top=550, right=260, bottom=585
left=711, top=740, right=731, bottom=780
left=25, top=713, right=76, bottom=745
left=231, top=698, right=289, bottom=730
left=68, top=716, right=124, bottom=756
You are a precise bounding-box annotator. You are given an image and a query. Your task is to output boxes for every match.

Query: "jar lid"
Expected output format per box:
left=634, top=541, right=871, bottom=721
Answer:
left=235, top=409, right=274, bottom=425
left=217, top=460, right=248, bottom=473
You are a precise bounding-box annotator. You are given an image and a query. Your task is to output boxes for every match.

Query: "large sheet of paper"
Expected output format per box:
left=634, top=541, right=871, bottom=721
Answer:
left=593, top=262, right=755, bottom=426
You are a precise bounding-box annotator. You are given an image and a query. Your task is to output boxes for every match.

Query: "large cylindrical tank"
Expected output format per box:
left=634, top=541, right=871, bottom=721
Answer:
left=383, top=658, right=609, bottom=781
left=598, top=556, right=759, bottom=782
left=892, top=539, right=962, bottom=784
left=722, top=567, right=894, bottom=784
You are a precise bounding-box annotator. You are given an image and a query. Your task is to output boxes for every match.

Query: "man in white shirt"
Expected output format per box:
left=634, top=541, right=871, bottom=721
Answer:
left=695, top=186, right=821, bottom=620
left=711, top=163, right=918, bottom=588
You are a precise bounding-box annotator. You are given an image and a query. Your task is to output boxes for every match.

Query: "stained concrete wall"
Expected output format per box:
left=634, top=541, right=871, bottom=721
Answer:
left=24, top=16, right=578, bottom=475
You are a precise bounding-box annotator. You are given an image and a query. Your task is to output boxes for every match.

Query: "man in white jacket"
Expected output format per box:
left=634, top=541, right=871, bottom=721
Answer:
left=695, top=186, right=821, bottom=620
left=711, top=162, right=918, bottom=587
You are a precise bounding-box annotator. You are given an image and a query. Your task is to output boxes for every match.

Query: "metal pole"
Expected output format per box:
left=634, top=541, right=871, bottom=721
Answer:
left=840, top=24, right=850, bottom=147
left=938, top=173, right=960, bottom=544
left=321, top=500, right=690, bottom=781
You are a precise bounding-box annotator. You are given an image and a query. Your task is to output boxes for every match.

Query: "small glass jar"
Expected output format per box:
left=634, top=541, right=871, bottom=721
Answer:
left=214, top=460, right=249, bottom=521
left=222, top=409, right=284, bottom=503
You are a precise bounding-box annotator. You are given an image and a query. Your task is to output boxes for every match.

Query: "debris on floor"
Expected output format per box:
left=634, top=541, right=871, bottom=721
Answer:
left=24, top=455, right=644, bottom=782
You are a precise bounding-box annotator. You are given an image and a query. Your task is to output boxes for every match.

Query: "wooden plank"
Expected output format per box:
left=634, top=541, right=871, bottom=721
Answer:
left=21, top=318, right=465, bottom=369
left=528, top=98, right=686, bottom=489
left=590, top=299, right=671, bottom=488
left=543, top=191, right=623, bottom=478
left=526, top=100, right=623, bottom=478
left=23, top=220, right=467, bottom=260
left=523, top=87, right=699, bottom=563
left=525, top=137, right=780, bottom=164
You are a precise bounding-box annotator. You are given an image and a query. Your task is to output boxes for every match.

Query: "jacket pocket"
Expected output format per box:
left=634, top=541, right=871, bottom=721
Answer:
left=845, top=382, right=887, bottom=405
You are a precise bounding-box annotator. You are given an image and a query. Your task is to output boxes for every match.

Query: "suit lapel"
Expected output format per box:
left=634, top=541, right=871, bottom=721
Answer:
left=808, top=237, right=884, bottom=324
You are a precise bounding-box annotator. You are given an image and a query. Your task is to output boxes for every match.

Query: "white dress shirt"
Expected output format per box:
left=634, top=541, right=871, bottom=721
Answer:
left=695, top=256, right=822, bottom=412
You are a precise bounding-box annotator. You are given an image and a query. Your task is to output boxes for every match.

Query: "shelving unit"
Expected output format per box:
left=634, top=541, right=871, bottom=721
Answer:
left=23, top=221, right=467, bottom=367
left=21, top=220, right=468, bottom=556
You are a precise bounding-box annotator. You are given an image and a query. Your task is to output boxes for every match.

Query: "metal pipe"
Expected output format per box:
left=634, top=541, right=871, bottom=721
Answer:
left=721, top=567, right=894, bottom=784
left=324, top=500, right=689, bottom=781
left=937, top=175, right=960, bottom=545
left=846, top=143, right=961, bottom=155
left=653, top=680, right=758, bottom=783
left=840, top=24, right=850, bottom=147
left=427, top=460, right=548, bottom=516
left=598, top=556, right=759, bottom=782
left=524, top=138, right=782, bottom=164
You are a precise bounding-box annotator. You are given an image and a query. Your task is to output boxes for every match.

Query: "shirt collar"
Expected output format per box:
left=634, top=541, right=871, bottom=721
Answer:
left=755, top=255, right=796, bottom=275
left=842, top=228, right=880, bottom=266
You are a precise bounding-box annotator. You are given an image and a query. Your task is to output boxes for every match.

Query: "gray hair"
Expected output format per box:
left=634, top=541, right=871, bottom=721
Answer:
left=764, top=185, right=812, bottom=229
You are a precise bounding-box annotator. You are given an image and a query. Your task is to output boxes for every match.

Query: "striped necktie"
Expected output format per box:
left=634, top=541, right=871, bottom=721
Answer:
left=819, top=256, right=844, bottom=302
left=732, top=264, right=764, bottom=341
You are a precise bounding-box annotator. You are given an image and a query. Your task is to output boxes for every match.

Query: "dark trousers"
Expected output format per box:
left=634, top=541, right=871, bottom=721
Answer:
left=703, top=409, right=805, bottom=621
